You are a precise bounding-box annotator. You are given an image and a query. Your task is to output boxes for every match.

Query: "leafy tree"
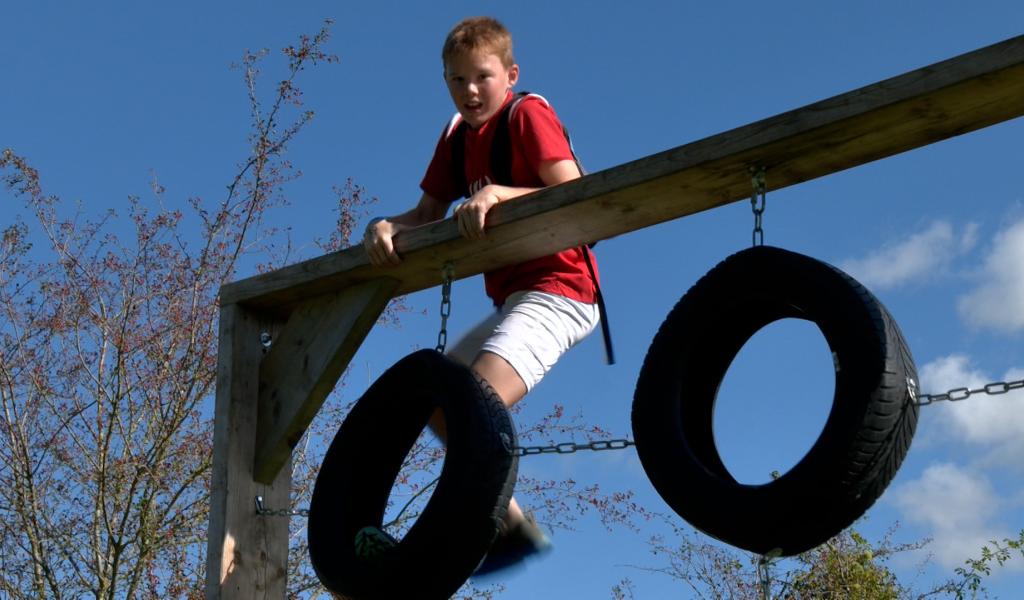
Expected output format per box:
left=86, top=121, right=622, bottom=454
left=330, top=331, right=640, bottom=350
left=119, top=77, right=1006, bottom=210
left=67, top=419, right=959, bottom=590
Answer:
left=782, top=528, right=913, bottom=599
left=616, top=516, right=964, bottom=600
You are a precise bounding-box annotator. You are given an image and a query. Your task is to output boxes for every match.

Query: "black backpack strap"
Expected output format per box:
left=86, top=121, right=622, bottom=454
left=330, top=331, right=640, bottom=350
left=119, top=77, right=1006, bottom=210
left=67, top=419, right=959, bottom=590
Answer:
left=447, top=116, right=470, bottom=199
left=449, top=92, right=526, bottom=196
left=582, top=246, right=615, bottom=365
left=503, top=93, right=614, bottom=364
left=487, top=92, right=527, bottom=186
left=458, top=92, right=586, bottom=191
left=500, top=92, right=587, bottom=180
left=453, top=93, right=615, bottom=365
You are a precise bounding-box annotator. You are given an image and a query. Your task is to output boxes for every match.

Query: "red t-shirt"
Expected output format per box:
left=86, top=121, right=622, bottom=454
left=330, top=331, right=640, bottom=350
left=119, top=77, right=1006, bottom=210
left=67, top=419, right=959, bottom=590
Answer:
left=420, top=92, right=599, bottom=306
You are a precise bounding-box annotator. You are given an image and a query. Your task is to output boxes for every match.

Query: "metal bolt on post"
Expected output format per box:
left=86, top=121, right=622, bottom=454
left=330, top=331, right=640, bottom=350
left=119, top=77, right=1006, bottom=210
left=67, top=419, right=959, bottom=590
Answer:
left=254, top=495, right=309, bottom=518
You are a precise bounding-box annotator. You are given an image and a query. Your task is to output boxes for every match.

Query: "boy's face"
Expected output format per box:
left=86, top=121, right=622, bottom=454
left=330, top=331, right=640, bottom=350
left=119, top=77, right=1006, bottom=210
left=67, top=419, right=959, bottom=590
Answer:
left=444, top=49, right=519, bottom=129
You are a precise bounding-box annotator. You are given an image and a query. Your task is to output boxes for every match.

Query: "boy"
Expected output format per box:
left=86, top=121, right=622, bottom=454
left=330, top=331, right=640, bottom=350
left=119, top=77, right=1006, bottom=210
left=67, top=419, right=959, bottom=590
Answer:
left=363, top=16, right=601, bottom=575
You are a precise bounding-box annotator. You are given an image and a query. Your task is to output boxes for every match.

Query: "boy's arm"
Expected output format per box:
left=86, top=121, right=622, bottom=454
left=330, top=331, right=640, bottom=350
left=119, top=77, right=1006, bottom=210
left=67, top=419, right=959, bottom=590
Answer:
left=453, top=158, right=580, bottom=240
left=364, top=192, right=451, bottom=266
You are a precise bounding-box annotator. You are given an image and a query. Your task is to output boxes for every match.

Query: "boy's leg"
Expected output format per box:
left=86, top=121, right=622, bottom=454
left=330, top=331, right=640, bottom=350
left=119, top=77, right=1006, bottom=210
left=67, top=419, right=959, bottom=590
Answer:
left=427, top=309, right=504, bottom=440
left=470, top=351, right=527, bottom=408
left=470, top=292, right=599, bottom=575
left=425, top=291, right=598, bottom=574
left=427, top=314, right=529, bottom=519
left=426, top=350, right=531, bottom=525
left=468, top=350, right=528, bottom=524
left=425, top=354, right=525, bottom=442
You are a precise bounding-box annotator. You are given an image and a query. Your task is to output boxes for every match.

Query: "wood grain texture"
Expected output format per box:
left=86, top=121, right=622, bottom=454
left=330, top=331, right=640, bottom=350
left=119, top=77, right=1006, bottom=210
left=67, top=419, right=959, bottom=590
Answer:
left=253, top=278, right=398, bottom=484
left=206, top=305, right=291, bottom=599
left=220, top=35, right=1024, bottom=312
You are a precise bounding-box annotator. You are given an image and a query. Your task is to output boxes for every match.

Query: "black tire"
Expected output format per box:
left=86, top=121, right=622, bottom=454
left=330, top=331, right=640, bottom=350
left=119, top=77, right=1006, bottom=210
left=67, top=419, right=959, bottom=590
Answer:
left=309, top=349, right=518, bottom=599
left=632, top=246, right=919, bottom=556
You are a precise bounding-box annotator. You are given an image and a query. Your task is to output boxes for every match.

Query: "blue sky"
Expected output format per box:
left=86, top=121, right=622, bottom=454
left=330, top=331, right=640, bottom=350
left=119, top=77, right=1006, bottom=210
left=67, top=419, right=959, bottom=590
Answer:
left=3, top=1, right=1023, bottom=598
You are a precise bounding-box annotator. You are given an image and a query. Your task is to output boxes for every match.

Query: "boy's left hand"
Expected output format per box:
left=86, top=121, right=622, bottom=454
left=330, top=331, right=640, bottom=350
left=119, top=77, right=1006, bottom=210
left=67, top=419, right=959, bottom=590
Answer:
left=453, top=185, right=502, bottom=240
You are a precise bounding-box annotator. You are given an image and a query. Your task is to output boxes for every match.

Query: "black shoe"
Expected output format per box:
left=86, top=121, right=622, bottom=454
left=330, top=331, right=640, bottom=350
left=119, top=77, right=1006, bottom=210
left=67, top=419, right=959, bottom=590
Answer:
left=473, top=514, right=552, bottom=577
left=354, top=526, right=397, bottom=560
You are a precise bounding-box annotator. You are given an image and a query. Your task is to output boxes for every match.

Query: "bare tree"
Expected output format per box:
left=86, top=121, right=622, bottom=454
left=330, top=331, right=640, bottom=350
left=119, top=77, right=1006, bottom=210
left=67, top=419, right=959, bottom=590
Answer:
left=2, top=19, right=650, bottom=600
left=0, top=21, right=342, bottom=599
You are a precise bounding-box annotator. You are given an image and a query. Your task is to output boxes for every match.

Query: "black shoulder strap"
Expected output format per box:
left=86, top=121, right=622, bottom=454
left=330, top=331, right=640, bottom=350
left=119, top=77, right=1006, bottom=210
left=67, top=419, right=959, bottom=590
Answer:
left=582, top=246, right=615, bottom=365
left=453, top=92, right=585, bottom=193
left=450, top=93, right=614, bottom=364
left=487, top=92, right=525, bottom=187
left=447, top=92, right=525, bottom=199
left=490, top=91, right=587, bottom=185
left=503, top=93, right=613, bottom=364
left=448, top=118, right=470, bottom=199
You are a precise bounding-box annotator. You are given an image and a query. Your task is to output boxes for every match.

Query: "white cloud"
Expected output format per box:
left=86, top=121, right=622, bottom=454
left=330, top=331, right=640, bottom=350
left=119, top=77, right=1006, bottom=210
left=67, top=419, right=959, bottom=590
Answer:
left=891, top=357, right=1024, bottom=573
left=957, top=218, right=1024, bottom=332
left=839, top=221, right=977, bottom=290
left=919, top=355, right=1024, bottom=466
left=890, top=463, right=1005, bottom=569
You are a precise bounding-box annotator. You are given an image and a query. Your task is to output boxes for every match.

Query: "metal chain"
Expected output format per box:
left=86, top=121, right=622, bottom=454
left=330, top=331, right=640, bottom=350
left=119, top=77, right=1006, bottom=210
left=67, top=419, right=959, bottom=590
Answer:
left=915, top=378, right=1024, bottom=406
left=250, top=367, right=1018, bottom=519
left=512, top=438, right=635, bottom=457
left=750, top=166, right=767, bottom=247
left=757, top=556, right=775, bottom=600
left=254, top=441, right=637, bottom=518
left=435, top=262, right=455, bottom=354
left=254, top=495, right=309, bottom=518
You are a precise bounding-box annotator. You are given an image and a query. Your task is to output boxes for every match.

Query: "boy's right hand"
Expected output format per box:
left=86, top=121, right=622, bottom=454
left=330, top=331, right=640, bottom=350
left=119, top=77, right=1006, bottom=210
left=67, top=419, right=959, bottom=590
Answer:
left=363, top=218, right=404, bottom=267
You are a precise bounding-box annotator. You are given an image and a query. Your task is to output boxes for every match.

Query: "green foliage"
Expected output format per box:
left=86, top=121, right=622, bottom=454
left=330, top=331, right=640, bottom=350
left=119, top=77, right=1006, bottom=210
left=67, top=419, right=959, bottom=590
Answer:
left=949, top=530, right=1024, bottom=599
left=622, top=517, right=951, bottom=600
left=621, top=516, right=1024, bottom=600
left=782, top=529, right=909, bottom=599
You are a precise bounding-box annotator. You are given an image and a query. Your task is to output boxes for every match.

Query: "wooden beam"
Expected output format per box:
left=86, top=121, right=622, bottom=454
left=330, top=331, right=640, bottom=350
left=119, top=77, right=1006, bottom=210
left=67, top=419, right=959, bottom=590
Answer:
left=206, top=305, right=290, bottom=599
left=253, top=278, right=399, bottom=484
left=221, top=34, right=1024, bottom=312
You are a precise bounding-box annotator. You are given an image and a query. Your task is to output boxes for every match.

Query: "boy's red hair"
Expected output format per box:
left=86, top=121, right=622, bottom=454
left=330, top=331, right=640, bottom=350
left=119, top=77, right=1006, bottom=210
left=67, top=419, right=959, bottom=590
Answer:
left=442, top=16, right=515, bottom=70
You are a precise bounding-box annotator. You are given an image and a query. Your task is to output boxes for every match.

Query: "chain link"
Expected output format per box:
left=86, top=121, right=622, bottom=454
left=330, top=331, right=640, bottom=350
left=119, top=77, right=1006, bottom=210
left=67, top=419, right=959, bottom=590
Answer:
left=435, top=262, right=455, bottom=354
left=915, top=378, right=1024, bottom=406
left=254, top=495, right=310, bottom=518
left=750, top=166, right=767, bottom=247
left=512, top=438, right=635, bottom=457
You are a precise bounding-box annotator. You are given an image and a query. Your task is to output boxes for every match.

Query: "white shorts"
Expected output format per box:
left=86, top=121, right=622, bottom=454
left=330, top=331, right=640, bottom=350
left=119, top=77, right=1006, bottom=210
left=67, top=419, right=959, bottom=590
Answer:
left=447, top=290, right=600, bottom=392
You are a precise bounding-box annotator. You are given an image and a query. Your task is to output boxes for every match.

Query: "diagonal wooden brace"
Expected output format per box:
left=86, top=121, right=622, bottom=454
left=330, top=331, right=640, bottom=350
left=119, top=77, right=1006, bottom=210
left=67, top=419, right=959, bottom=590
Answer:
left=253, top=278, right=399, bottom=484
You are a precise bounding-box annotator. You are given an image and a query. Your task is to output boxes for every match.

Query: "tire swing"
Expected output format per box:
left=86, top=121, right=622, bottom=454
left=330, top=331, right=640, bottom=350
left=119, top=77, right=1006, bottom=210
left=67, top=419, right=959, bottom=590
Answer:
left=308, top=349, right=518, bottom=599
left=632, top=245, right=920, bottom=557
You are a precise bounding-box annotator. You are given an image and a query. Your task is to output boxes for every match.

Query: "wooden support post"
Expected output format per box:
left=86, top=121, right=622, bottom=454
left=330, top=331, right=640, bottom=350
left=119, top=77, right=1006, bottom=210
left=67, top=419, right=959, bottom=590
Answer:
left=254, top=278, right=399, bottom=484
left=206, top=304, right=291, bottom=599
